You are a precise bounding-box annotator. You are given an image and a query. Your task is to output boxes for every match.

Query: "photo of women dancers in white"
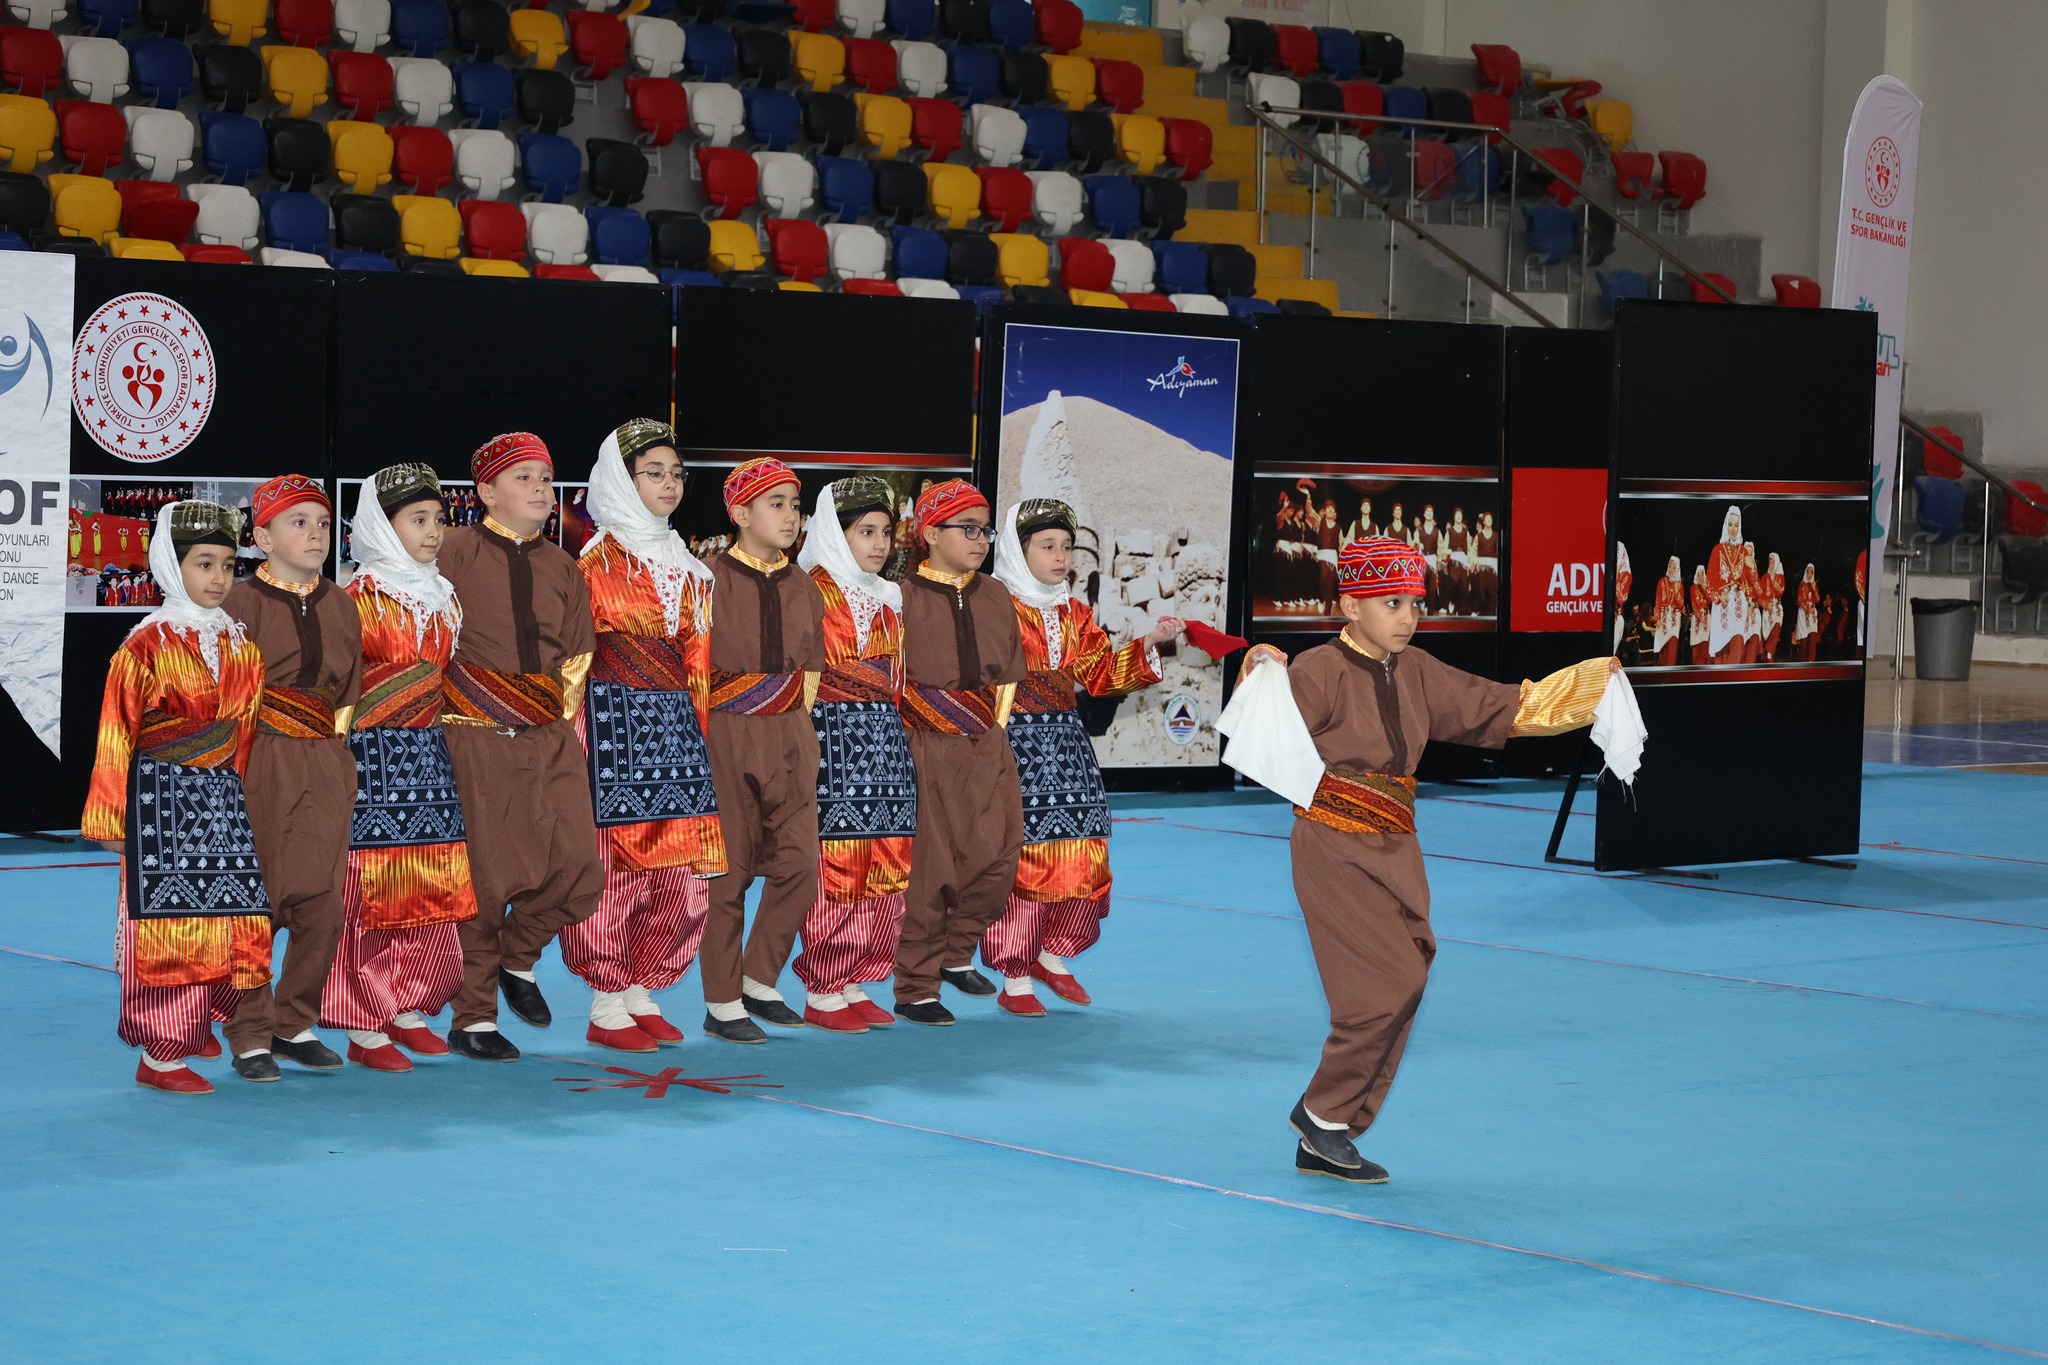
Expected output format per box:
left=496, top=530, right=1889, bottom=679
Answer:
left=1253, top=473, right=1500, bottom=624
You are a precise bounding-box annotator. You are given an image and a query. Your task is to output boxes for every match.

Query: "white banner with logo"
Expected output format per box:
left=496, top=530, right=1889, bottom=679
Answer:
left=1830, top=74, right=1921, bottom=653
left=0, top=254, right=75, bottom=758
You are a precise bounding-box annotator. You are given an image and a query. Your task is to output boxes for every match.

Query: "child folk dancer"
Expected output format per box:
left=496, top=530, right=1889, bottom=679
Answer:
left=83, top=503, right=272, bottom=1094
left=892, top=480, right=1028, bottom=1025
left=221, top=476, right=362, bottom=1080
left=1225, top=537, right=1619, bottom=1183
left=561, top=421, right=724, bottom=1053
left=436, top=432, right=604, bottom=1062
left=320, top=466, right=476, bottom=1072
left=791, top=477, right=918, bottom=1033
left=981, top=499, right=1179, bottom=1015
left=701, top=459, right=826, bottom=1044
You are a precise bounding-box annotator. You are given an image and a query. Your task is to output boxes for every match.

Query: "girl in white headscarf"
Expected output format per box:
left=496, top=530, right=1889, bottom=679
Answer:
left=1759, top=551, right=1787, bottom=660
left=1794, top=562, right=1821, bottom=660
left=1704, top=506, right=1747, bottom=664
left=322, top=467, right=476, bottom=1071
left=1653, top=556, right=1685, bottom=665
left=788, top=475, right=917, bottom=1032
left=557, top=420, right=723, bottom=1053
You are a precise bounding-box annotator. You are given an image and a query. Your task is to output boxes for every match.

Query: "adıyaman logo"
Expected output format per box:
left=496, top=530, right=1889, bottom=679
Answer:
left=0, top=310, right=56, bottom=418
left=1145, top=355, right=1219, bottom=397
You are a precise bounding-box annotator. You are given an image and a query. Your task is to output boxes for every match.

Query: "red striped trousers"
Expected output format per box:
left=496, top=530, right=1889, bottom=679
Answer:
left=320, top=853, right=465, bottom=1032
left=980, top=894, right=1108, bottom=978
left=114, top=917, right=240, bottom=1062
left=794, top=890, right=907, bottom=995
left=558, top=831, right=710, bottom=993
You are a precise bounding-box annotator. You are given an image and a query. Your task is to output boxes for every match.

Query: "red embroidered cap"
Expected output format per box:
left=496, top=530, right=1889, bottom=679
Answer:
left=914, top=478, right=989, bottom=537
left=721, top=457, right=801, bottom=514
left=472, top=431, right=552, bottom=485
left=249, top=474, right=330, bottom=527
left=1337, top=535, right=1426, bottom=599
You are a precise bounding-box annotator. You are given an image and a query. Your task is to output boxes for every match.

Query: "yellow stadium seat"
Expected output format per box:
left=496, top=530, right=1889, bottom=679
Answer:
left=778, top=280, right=823, bottom=292
left=1180, top=208, right=1260, bottom=247
left=460, top=257, right=530, bottom=277
left=853, top=92, right=912, bottom=159
left=111, top=236, right=185, bottom=261
left=50, top=173, right=121, bottom=244
left=0, top=94, right=57, bottom=174
left=707, top=219, right=764, bottom=272
left=990, top=232, right=1049, bottom=289
left=509, top=10, right=568, bottom=70
left=393, top=194, right=461, bottom=259
left=922, top=162, right=980, bottom=230
left=1589, top=99, right=1633, bottom=151
left=1044, top=54, right=1095, bottom=112
left=208, top=0, right=268, bottom=45
left=1069, top=288, right=1127, bottom=309
left=1258, top=277, right=1341, bottom=312
left=789, top=32, right=844, bottom=91
left=1073, top=24, right=1161, bottom=64
left=1112, top=113, right=1165, bottom=176
left=328, top=120, right=394, bottom=193
left=262, top=45, right=329, bottom=119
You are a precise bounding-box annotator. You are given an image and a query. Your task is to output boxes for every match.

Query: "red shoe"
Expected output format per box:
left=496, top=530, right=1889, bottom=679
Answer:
left=629, top=1012, right=685, bottom=1044
left=135, top=1059, right=214, bottom=1095
left=196, top=1031, right=222, bottom=1060
left=387, top=1024, right=450, bottom=1056
left=997, top=990, right=1047, bottom=1018
left=587, top=1021, right=658, bottom=1053
left=348, top=1041, right=414, bottom=1073
left=1031, top=963, right=1092, bottom=1006
left=846, top=997, right=895, bottom=1027
left=803, top=1004, right=870, bottom=1033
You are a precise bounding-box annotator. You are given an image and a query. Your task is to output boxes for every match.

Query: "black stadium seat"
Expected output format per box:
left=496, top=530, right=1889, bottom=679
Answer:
left=1297, top=79, right=1344, bottom=126
left=41, top=237, right=107, bottom=257
left=1011, top=283, right=1066, bottom=305
left=1276, top=298, right=1331, bottom=317
left=1358, top=30, right=1404, bottom=82
left=944, top=229, right=997, bottom=286
left=871, top=159, right=926, bottom=225
left=1000, top=50, right=1048, bottom=104
left=265, top=116, right=330, bottom=191
left=398, top=255, right=465, bottom=276
left=517, top=69, right=577, bottom=134
left=938, top=0, right=991, bottom=44
left=1226, top=17, right=1276, bottom=74
left=0, top=172, right=53, bottom=240
left=1203, top=242, right=1256, bottom=297
left=199, top=44, right=264, bottom=113
left=736, top=28, right=792, bottom=86
left=334, top=194, right=402, bottom=255
left=1066, top=110, right=1115, bottom=173
left=1135, top=175, right=1185, bottom=238
left=649, top=210, right=712, bottom=270
left=1425, top=87, right=1471, bottom=128
left=801, top=91, right=857, bottom=155
left=142, top=0, right=206, bottom=38
left=453, top=0, right=511, bottom=59
left=586, top=138, right=649, bottom=205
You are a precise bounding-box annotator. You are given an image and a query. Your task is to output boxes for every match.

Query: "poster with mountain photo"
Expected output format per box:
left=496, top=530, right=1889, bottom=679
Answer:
left=994, top=322, right=1240, bottom=769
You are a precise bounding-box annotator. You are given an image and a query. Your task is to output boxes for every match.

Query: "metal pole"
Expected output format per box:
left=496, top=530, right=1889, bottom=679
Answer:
left=1308, top=156, right=1318, bottom=279
left=1256, top=122, right=1267, bottom=244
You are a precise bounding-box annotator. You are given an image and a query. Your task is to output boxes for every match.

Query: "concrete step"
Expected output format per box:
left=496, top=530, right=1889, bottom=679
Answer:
left=1074, top=22, right=1163, bottom=65
left=1180, top=207, right=1261, bottom=247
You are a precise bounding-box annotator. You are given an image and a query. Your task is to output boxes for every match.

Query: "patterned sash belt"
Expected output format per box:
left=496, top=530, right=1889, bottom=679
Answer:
left=355, top=659, right=441, bottom=729
left=1013, top=670, right=1079, bottom=715
left=816, top=656, right=897, bottom=705
left=1295, top=768, right=1418, bottom=835
left=900, top=683, right=999, bottom=736
left=709, top=668, right=805, bottom=716
left=595, top=631, right=693, bottom=691
left=443, top=661, right=564, bottom=728
left=257, top=685, right=338, bottom=739
left=137, top=715, right=241, bottom=768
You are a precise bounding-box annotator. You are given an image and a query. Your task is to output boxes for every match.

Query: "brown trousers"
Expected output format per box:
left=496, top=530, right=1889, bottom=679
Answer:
left=704, top=709, right=821, bottom=1003
left=444, top=721, right=605, bottom=1029
left=226, top=733, right=356, bottom=1053
left=896, top=727, right=1023, bottom=1004
left=1291, top=820, right=1437, bottom=1137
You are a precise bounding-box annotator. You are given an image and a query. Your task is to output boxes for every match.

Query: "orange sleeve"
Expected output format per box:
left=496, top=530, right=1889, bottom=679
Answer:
left=1065, top=602, right=1162, bottom=699
left=686, top=579, right=714, bottom=731
left=81, top=644, right=151, bottom=843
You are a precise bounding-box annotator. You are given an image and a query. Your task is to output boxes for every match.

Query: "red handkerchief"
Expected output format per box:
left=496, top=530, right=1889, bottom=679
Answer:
left=1182, top=620, right=1251, bottom=657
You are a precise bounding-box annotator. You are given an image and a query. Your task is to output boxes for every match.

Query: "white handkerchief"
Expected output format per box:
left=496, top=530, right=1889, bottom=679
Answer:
left=1216, top=657, right=1325, bottom=810
left=1591, top=669, right=1648, bottom=788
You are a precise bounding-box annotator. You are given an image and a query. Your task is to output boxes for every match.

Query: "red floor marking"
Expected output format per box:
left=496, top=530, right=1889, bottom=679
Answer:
left=0, top=944, right=115, bottom=973
left=744, top=1092, right=2048, bottom=1359
left=1865, top=842, right=2048, bottom=868
left=0, top=861, right=121, bottom=872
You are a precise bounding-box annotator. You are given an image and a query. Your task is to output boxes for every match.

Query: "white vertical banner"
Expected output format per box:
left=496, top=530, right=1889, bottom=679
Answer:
left=1830, top=74, right=1921, bottom=654
left=0, top=254, right=75, bottom=757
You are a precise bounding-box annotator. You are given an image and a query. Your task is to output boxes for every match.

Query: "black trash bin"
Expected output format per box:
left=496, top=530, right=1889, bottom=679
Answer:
left=1911, top=597, right=1977, bottom=680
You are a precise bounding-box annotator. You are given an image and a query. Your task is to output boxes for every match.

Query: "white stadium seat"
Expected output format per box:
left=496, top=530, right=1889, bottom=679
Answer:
left=897, top=277, right=960, bottom=300
left=61, top=35, right=130, bottom=103
left=123, top=107, right=194, bottom=182
left=753, top=151, right=816, bottom=218
left=187, top=184, right=261, bottom=250
left=1247, top=73, right=1300, bottom=125
left=593, top=264, right=660, bottom=283
left=450, top=128, right=517, bottom=200
left=1182, top=15, right=1230, bottom=75
left=1104, top=239, right=1155, bottom=295
left=836, top=0, right=884, bottom=40
left=1170, top=292, right=1227, bottom=315
left=969, top=103, right=1025, bottom=167
left=1026, top=170, right=1083, bottom=236
left=391, top=57, right=454, bottom=124
left=891, top=41, right=947, bottom=99
left=260, top=248, right=332, bottom=268
left=823, top=221, right=886, bottom=281
left=334, top=0, right=392, bottom=53
left=683, top=82, right=745, bottom=148
left=626, top=16, right=687, bottom=80
left=520, top=202, right=589, bottom=264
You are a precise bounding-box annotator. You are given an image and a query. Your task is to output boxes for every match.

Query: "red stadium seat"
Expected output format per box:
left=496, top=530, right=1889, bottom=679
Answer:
left=1160, top=118, right=1210, bottom=181
left=907, top=97, right=962, bottom=161
left=1412, top=139, right=1455, bottom=202
left=1, top=27, right=65, bottom=98
left=535, top=263, right=600, bottom=280
left=842, top=277, right=902, bottom=295
left=1654, top=151, right=1707, bottom=210
left=695, top=145, right=758, bottom=218
left=764, top=216, right=827, bottom=282
left=55, top=100, right=125, bottom=176
left=1531, top=145, right=1583, bottom=206
left=1689, top=271, right=1737, bottom=304
left=1034, top=0, right=1082, bottom=54
left=1920, top=426, right=1965, bottom=481
left=1468, top=90, right=1509, bottom=144
left=181, top=242, right=252, bottom=264
left=1469, top=43, right=1519, bottom=95
left=1611, top=149, right=1654, bottom=201
left=1270, top=24, right=1319, bottom=77
left=567, top=11, right=628, bottom=82
left=1335, top=80, right=1381, bottom=133
left=1123, top=292, right=1175, bottom=312
left=2009, top=481, right=2048, bottom=539
left=973, top=166, right=1031, bottom=231
left=275, top=0, right=335, bottom=48
left=389, top=125, right=453, bottom=195
left=459, top=198, right=527, bottom=260
left=118, top=181, right=196, bottom=241
left=790, top=0, right=836, bottom=32
left=626, top=76, right=687, bottom=146
left=329, top=51, right=393, bottom=120
left=843, top=38, right=896, bottom=94
left=1091, top=59, right=1143, bottom=114
left=1056, top=235, right=1112, bottom=292
left=1771, top=274, right=1821, bottom=308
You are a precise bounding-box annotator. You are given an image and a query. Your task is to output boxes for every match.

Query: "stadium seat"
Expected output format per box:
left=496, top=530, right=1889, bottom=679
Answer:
left=1422, top=85, right=1468, bottom=129
left=885, top=224, right=942, bottom=280
left=276, top=0, right=335, bottom=48
left=1611, top=149, right=1654, bottom=203
left=1522, top=203, right=1575, bottom=278
left=1270, top=24, right=1318, bottom=77
left=536, top=263, right=599, bottom=281
left=1083, top=174, right=1139, bottom=236
left=390, top=0, right=449, bottom=57
left=893, top=40, right=946, bottom=98
left=696, top=145, right=758, bottom=217
left=753, top=149, right=814, bottom=215
left=1113, top=113, right=1164, bottom=175
left=1158, top=244, right=1212, bottom=300
left=987, top=0, right=1030, bottom=50
left=1530, top=146, right=1584, bottom=207
left=1181, top=15, right=1228, bottom=75
left=1380, top=83, right=1425, bottom=134
left=1772, top=274, right=1821, bottom=308
left=1204, top=241, right=1255, bottom=296
left=586, top=138, right=647, bottom=205
left=937, top=0, right=989, bottom=44
left=587, top=204, right=650, bottom=264
left=896, top=277, right=958, bottom=299
left=450, top=127, right=516, bottom=197
left=1357, top=30, right=1403, bottom=81
left=1465, top=90, right=1509, bottom=145
left=1911, top=476, right=1964, bottom=548
left=1026, top=169, right=1082, bottom=235
left=143, top=0, right=205, bottom=36
left=187, top=182, right=258, bottom=247
left=743, top=86, right=800, bottom=150
left=334, top=0, right=392, bottom=52
left=50, top=100, right=118, bottom=175
left=1313, top=27, right=1360, bottom=80
left=123, top=37, right=193, bottom=108
left=332, top=191, right=399, bottom=255
left=1655, top=151, right=1707, bottom=213
left=459, top=198, right=526, bottom=260
left=815, top=154, right=872, bottom=220
left=387, top=124, right=451, bottom=194
left=182, top=242, right=251, bottom=264
left=266, top=115, right=328, bottom=190
left=49, top=172, right=119, bottom=242
left=1227, top=294, right=1279, bottom=317
left=330, top=51, right=393, bottom=120
left=1121, top=292, right=1174, bottom=313
left=510, top=9, right=568, bottom=70
left=789, top=0, right=834, bottom=32
left=1160, top=117, right=1210, bottom=180
left=1056, top=236, right=1112, bottom=292
left=945, top=43, right=996, bottom=105
left=262, top=45, right=328, bottom=118
left=838, top=0, right=886, bottom=39
left=455, top=60, right=515, bottom=128
left=1043, top=53, right=1093, bottom=111
left=969, top=103, right=1025, bottom=168
left=708, top=216, right=764, bottom=271
left=1224, top=17, right=1275, bottom=74
left=1018, top=105, right=1067, bottom=170
left=1067, top=287, right=1124, bottom=309
left=523, top=200, right=589, bottom=263
left=1093, top=59, right=1143, bottom=114
left=198, top=109, right=261, bottom=182
left=1596, top=268, right=1647, bottom=317
left=841, top=277, right=900, bottom=296
left=1067, top=110, right=1115, bottom=173
left=2008, top=482, right=2048, bottom=539
left=680, top=22, right=733, bottom=80
left=943, top=228, right=994, bottom=284
left=1589, top=99, right=1632, bottom=151
left=1246, top=72, right=1299, bottom=126
left=998, top=48, right=1046, bottom=104
left=913, top=160, right=971, bottom=228
left=842, top=37, right=895, bottom=93
left=736, top=28, right=791, bottom=86
left=763, top=215, right=826, bottom=281
left=790, top=32, right=843, bottom=89
left=109, top=234, right=181, bottom=260
left=627, top=15, right=686, bottom=79
left=62, top=36, right=130, bottom=102
left=1688, top=271, right=1737, bottom=303
left=1412, top=138, right=1455, bottom=201
left=1034, top=0, right=1080, bottom=52
left=517, top=132, right=580, bottom=201
left=260, top=247, right=332, bottom=267
left=458, top=256, right=527, bottom=277
left=648, top=209, right=708, bottom=269
left=825, top=221, right=886, bottom=280
left=2, top=30, right=65, bottom=100
left=908, top=97, right=962, bottom=161
left=1470, top=42, right=1518, bottom=96
left=391, top=56, right=454, bottom=122
left=855, top=92, right=912, bottom=158
left=685, top=81, right=745, bottom=145
left=989, top=230, right=1047, bottom=288
left=393, top=192, right=459, bottom=258
left=125, top=106, right=193, bottom=180
left=121, top=187, right=197, bottom=244
left=870, top=157, right=923, bottom=224
left=259, top=189, right=328, bottom=252
left=1451, top=142, right=1498, bottom=207
left=626, top=76, right=689, bottom=159
left=800, top=89, right=856, bottom=154
left=589, top=263, right=656, bottom=283
left=517, top=69, right=578, bottom=134
left=1135, top=175, right=1185, bottom=237
left=1102, top=237, right=1154, bottom=294
left=208, top=0, right=267, bottom=44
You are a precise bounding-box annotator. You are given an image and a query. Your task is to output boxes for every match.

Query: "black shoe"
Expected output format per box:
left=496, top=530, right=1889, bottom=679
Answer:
left=941, top=966, right=997, bottom=997
left=449, top=1028, right=521, bottom=1062
left=500, top=971, right=552, bottom=1028
left=893, top=1000, right=956, bottom=1026
left=742, top=996, right=805, bottom=1028
left=1295, top=1142, right=1390, bottom=1184
left=231, top=1051, right=280, bottom=1083
left=270, top=1035, right=344, bottom=1070
left=1288, top=1097, right=1363, bottom=1170
left=704, top=1013, right=768, bottom=1044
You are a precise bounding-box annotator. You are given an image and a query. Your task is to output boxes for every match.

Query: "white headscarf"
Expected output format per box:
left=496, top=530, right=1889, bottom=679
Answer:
left=993, top=501, right=1072, bottom=667
left=132, top=503, right=247, bottom=680
left=350, top=475, right=460, bottom=647
left=584, top=427, right=711, bottom=635
left=797, top=479, right=902, bottom=653
left=1720, top=504, right=1743, bottom=544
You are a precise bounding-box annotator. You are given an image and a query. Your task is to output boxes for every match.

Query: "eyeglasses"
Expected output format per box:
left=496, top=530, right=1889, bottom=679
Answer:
left=935, top=522, right=999, bottom=541
left=634, top=468, right=687, bottom=488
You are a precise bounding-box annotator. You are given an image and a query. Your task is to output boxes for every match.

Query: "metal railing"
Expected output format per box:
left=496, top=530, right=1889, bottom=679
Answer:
left=1892, top=416, right=2048, bottom=646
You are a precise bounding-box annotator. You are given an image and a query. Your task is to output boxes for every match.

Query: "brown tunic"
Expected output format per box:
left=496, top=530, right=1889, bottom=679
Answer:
left=1287, top=639, right=1518, bottom=1136
left=895, top=570, right=1027, bottom=1004
left=437, top=523, right=604, bottom=1029
left=704, top=551, right=826, bottom=1004
left=221, top=574, right=362, bottom=1052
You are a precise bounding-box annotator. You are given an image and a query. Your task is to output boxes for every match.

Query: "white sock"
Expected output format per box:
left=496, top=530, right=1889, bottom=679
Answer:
left=286, top=1028, right=317, bottom=1044
left=1303, top=1104, right=1348, bottom=1132
left=391, top=1011, right=428, bottom=1031
left=462, top=1022, right=499, bottom=1034
left=808, top=991, right=846, bottom=1011
left=942, top=962, right=974, bottom=975
left=589, top=990, right=636, bottom=1031
left=141, top=1054, right=185, bottom=1073
left=843, top=983, right=871, bottom=1003
left=911, top=997, right=939, bottom=1006
left=347, top=1029, right=390, bottom=1049
left=623, top=983, right=659, bottom=1016
left=1037, top=951, right=1071, bottom=975
left=741, top=975, right=784, bottom=1002
left=707, top=1000, right=748, bottom=1022
left=505, top=968, right=537, bottom=983
left=1003, top=976, right=1035, bottom=997
left=236, top=1049, right=270, bottom=1059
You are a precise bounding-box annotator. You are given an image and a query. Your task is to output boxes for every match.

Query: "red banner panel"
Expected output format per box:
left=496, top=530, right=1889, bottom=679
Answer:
left=1511, top=467, right=1608, bottom=632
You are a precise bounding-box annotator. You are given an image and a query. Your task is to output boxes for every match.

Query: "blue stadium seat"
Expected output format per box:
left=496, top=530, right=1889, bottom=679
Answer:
left=887, top=0, right=935, bottom=40
left=953, top=283, right=1006, bottom=311
left=816, top=155, right=874, bottom=221
left=1914, top=476, right=1965, bottom=545
left=945, top=44, right=998, bottom=106
left=200, top=111, right=266, bottom=186
left=889, top=225, right=947, bottom=280
left=1452, top=143, right=1499, bottom=202
left=517, top=133, right=582, bottom=202
left=1149, top=240, right=1207, bottom=295
left=331, top=250, right=400, bottom=271
left=684, top=24, right=737, bottom=81
left=392, top=0, right=451, bottom=56
left=1313, top=27, right=1360, bottom=79
left=587, top=205, right=651, bottom=265
left=1083, top=175, right=1140, bottom=237
left=1381, top=83, right=1427, bottom=136
left=1018, top=106, right=1068, bottom=170
left=743, top=87, right=802, bottom=151
left=660, top=267, right=723, bottom=287
left=988, top=0, right=1033, bottom=49
left=1596, top=268, right=1648, bottom=317
left=1227, top=295, right=1280, bottom=317
left=0, top=232, right=31, bottom=252
left=455, top=61, right=517, bottom=129
left=1522, top=203, right=1575, bottom=266
left=259, top=191, right=330, bottom=254
left=77, top=0, right=138, bottom=37
left=125, top=38, right=196, bottom=109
